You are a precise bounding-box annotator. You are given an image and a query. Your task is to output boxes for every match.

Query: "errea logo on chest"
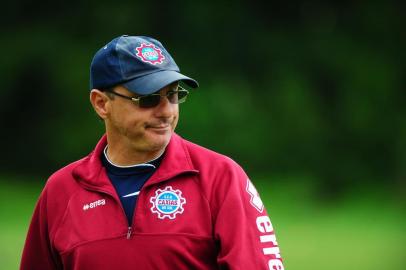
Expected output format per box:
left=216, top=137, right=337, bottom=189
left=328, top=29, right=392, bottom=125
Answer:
left=83, top=199, right=106, bottom=211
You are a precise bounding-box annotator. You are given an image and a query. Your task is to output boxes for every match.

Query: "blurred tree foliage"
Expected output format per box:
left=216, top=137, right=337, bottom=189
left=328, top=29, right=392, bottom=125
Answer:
left=1, top=1, right=405, bottom=196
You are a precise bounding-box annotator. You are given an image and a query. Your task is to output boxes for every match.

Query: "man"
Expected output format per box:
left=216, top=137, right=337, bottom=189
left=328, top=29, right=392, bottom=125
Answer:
left=21, top=35, right=284, bottom=270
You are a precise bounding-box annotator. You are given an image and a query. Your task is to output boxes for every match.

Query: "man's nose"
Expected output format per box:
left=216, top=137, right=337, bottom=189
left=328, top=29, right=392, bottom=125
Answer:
left=154, top=95, right=176, bottom=117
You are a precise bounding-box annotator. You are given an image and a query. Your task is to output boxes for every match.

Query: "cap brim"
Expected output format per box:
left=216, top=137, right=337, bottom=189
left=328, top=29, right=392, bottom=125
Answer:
left=123, top=70, right=199, bottom=95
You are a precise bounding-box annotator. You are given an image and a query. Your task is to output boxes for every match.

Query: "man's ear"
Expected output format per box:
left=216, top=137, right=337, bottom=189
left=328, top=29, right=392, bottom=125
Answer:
left=90, top=89, right=110, bottom=119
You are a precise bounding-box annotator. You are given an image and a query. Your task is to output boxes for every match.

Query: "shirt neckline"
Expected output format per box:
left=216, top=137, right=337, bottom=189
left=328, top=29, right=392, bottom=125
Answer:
left=103, top=145, right=164, bottom=169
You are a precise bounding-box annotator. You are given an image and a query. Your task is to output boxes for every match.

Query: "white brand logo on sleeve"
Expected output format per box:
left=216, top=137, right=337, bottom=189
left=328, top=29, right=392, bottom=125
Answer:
left=256, top=215, right=284, bottom=270
left=83, top=199, right=106, bottom=211
left=150, top=186, right=186, bottom=219
left=246, top=179, right=264, bottom=213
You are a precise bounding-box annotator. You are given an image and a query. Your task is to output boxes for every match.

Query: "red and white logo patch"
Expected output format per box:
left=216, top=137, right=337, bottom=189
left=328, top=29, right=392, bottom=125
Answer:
left=135, top=43, right=165, bottom=65
left=150, top=186, right=186, bottom=219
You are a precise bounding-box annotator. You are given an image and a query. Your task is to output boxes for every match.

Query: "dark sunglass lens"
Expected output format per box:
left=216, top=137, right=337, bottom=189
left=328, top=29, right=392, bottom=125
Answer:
left=167, top=91, right=179, bottom=104
left=139, top=95, right=161, bottom=108
left=177, top=90, right=188, bottom=103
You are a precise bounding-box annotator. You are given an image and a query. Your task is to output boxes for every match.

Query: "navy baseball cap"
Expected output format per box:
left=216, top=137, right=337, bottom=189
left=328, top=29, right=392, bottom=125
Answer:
left=90, top=35, right=198, bottom=95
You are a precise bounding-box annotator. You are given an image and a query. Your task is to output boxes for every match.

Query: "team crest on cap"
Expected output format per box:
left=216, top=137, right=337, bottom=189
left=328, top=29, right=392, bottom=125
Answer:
left=135, top=43, right=165, bottom=65
left=150, top=186, right=186, bottom=219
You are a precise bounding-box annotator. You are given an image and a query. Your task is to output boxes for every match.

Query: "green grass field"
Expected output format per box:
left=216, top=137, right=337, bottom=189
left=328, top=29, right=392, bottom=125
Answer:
left=1, top=176, right=404, bottom=269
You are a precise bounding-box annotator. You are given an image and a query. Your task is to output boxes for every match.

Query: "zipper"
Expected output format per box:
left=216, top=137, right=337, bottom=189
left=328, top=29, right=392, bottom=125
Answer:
left=126, top=185, right=149, bottom=240
left=127, top=226, right=132, bottom=239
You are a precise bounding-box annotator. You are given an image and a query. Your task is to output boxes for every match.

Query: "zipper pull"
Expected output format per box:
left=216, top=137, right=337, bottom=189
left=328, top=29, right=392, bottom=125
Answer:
left=127, top=227, right=132, bottom=239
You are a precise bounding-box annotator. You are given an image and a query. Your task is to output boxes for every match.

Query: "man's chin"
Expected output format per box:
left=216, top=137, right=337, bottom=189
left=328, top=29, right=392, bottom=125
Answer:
left=144, top=130, right=172, bottom=148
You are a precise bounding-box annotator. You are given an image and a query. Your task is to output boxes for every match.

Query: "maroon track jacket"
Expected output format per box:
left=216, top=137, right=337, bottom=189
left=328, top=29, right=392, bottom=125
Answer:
left=21, top=133, right=284, bottom=269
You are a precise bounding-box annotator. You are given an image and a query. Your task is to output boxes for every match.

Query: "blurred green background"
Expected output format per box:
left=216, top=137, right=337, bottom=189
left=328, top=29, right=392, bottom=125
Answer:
left=1, top=0, right=405, bottom=269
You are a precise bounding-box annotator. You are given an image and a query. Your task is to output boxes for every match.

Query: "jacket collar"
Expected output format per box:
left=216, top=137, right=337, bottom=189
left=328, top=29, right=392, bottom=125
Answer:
left=72, top=133, right=198, bottom=193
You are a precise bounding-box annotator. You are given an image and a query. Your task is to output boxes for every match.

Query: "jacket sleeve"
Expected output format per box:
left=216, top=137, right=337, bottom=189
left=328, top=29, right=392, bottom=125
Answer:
left=20, top=187, right=61, bottom=270
left=213, top=163, right=284, bottom=270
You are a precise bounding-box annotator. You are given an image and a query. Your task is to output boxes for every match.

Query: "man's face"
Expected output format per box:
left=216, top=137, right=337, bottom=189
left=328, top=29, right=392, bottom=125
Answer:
left=105, top=82, right=179, bottom=156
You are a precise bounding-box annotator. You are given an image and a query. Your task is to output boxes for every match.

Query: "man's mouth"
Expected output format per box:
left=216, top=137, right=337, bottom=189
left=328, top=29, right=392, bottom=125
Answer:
left=148, top=125, right=169, bottom=129
left=145, top=122, right=171, bottom=130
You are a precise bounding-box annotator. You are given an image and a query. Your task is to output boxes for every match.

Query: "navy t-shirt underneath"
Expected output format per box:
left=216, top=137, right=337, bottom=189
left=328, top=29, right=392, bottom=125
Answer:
left=101, top=146, right=163, bottom=225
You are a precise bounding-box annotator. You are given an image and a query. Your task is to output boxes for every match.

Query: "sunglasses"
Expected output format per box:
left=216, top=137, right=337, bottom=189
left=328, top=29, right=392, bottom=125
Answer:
left=104, top=86, right=189, bottom=108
